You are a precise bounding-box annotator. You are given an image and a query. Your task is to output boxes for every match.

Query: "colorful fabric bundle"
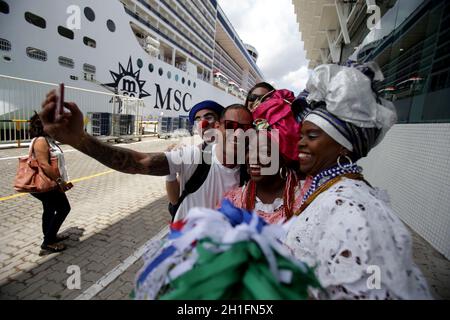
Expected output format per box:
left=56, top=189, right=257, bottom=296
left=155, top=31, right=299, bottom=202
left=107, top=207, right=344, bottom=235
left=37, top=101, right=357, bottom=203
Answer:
left=134, top=200, right=322, bottom=300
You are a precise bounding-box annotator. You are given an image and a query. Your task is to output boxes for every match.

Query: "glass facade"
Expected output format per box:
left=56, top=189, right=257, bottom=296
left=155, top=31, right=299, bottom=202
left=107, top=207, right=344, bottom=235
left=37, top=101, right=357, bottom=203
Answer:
left=356, top=0, right=450, bottom=123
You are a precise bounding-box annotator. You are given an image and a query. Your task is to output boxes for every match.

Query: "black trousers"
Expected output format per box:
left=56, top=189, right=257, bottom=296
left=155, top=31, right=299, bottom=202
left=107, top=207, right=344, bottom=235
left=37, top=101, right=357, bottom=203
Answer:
left=31, top=189, right=71, bottom=245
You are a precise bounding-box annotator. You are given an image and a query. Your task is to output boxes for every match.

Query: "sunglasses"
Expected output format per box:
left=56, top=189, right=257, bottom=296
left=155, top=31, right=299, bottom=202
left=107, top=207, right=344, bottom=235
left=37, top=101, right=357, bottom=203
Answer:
left=223, top=120, right=253, bottom=132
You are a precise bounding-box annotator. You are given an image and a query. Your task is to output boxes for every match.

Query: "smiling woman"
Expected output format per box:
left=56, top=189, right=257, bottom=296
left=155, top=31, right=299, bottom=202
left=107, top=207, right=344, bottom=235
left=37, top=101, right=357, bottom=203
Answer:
left=298, top=121, right=346, bottom=177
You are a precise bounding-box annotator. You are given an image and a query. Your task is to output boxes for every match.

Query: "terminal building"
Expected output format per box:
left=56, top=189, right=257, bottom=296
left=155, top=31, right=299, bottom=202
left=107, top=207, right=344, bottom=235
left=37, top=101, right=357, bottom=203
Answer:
left=293, top=0, right=450, bottom=260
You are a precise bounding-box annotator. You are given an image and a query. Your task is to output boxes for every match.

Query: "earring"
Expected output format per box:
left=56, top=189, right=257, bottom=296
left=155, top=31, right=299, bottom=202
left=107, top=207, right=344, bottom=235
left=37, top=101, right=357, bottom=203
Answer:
left=279, top=167, right=288, bottom=180
left=337, top=155, right=353, bottom=170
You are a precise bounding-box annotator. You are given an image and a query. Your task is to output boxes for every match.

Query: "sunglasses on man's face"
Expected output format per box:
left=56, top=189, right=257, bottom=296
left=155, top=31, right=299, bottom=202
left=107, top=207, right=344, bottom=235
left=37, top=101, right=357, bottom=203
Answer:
left=223, top=120, right=253, bottom=132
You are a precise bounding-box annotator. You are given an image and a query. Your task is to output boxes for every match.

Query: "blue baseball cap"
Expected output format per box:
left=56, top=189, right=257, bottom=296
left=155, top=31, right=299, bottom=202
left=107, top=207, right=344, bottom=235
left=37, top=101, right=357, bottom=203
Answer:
left=189, top=100, right=225, bottom=125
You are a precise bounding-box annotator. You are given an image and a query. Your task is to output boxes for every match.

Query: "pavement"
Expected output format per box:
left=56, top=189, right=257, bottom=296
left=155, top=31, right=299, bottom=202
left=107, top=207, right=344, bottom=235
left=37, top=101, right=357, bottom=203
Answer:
left=0, top=137, right=449, bottom=300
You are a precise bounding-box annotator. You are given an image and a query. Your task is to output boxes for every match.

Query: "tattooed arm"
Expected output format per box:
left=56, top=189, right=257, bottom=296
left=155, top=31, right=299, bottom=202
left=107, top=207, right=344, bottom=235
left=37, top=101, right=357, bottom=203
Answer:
left=39, top=92, right=169, bottom=176
left=75, top=132, right=170, bottom=176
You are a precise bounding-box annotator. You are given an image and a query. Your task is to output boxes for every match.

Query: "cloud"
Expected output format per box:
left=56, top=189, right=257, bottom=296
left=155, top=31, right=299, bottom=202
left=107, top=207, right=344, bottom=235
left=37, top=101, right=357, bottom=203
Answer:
left=218, top=0, right=310, bottom=94
left=278, top=65, right=311, bottom=93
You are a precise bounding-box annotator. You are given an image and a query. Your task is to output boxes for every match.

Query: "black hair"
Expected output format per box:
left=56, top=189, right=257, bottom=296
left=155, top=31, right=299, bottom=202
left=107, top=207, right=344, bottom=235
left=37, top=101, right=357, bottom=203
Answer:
left=220, top=104, right=252, bottom=120
left=245, top=82, right=276, bottom=108
left=28, top=112, right=47, bottom=138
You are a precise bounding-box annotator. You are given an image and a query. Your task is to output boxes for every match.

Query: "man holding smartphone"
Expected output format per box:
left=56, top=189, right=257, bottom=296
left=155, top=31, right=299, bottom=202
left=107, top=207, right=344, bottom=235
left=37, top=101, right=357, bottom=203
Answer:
left=39, top=91, right=254, bottom=221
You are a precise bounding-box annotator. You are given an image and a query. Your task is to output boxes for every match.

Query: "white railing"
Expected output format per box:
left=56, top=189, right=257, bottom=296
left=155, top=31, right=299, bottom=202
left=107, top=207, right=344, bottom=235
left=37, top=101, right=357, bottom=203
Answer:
left=0, top=74, right=145, bottom=145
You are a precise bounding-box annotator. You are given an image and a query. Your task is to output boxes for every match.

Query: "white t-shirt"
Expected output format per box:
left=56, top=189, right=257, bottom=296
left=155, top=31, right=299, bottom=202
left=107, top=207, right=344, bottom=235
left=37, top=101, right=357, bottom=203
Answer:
left=165, top=145, right=240, bottom=222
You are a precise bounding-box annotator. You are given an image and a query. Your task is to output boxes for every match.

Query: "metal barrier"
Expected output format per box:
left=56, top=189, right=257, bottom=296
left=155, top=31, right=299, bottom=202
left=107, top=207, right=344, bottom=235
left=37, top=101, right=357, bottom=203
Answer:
left=157, top=116, right=193, bottom=138
left=0, top=74, right=145, bottom=146
left=0, top=119, right=30, bottom=147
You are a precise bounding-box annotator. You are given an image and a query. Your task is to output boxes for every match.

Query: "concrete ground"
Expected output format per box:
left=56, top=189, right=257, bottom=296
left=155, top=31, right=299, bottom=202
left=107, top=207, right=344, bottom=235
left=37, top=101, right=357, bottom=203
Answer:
left=0, top=137, right=448, bottom=300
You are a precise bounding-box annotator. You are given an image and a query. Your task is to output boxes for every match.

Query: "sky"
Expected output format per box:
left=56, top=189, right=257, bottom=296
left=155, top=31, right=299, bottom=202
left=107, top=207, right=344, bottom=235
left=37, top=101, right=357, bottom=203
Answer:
left=217, top=0, right=311, bottom=94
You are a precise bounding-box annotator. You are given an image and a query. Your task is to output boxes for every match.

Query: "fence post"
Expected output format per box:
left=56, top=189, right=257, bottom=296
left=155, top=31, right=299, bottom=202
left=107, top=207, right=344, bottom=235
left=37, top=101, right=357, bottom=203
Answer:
left=13, top=120, right=29, bottom=148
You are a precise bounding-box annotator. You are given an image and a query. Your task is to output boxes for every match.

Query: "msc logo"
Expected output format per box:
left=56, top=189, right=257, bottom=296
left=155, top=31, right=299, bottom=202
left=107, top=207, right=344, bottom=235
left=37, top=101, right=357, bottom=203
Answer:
left=105, top=57, right=151, bottom=99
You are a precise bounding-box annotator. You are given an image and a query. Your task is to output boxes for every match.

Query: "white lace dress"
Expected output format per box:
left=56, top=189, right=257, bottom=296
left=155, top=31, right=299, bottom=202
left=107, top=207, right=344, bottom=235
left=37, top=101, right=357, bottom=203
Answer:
left=285, top=178, right=432, bottom=300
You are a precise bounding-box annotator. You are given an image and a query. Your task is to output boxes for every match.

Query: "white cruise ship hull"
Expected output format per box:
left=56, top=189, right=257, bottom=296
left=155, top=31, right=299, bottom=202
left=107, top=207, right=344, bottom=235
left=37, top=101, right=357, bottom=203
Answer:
left=0, top=0, right=242, bottom=119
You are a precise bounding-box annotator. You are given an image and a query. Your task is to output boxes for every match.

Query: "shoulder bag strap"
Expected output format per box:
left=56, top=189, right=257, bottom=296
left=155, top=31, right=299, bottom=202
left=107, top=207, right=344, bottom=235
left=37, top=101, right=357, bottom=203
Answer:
left=28, top=138, right=37, bottom=159
left=170, top=143, right=212, bottom=218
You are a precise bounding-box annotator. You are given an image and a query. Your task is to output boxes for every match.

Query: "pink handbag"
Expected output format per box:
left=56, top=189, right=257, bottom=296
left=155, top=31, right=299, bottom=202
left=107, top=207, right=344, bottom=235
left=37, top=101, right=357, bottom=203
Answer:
left=13, top=138, right=59, bottom=193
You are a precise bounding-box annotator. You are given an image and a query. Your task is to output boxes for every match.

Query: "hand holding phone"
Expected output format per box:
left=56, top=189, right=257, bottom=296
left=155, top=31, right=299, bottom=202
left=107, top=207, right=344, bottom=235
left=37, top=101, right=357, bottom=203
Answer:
left=55, top=83, right=64, bottom=120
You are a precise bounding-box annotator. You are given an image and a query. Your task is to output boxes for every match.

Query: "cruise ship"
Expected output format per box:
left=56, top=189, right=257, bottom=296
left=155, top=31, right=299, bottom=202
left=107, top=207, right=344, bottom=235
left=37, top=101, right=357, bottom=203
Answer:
left=0, top=0, right=264, bottom=139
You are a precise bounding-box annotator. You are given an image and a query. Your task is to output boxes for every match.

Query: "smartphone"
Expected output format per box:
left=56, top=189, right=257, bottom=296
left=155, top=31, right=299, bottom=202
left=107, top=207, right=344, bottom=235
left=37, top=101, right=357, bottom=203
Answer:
left=55, top=83, right=64, bottom=120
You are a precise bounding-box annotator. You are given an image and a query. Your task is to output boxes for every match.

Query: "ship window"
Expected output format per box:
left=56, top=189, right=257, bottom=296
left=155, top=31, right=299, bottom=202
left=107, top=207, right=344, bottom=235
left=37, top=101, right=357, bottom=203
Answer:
left=58, top=26, right=74, bottom=40
left=175, top=75, right=179, bottom=82
left=84, top=72, right=95, bottom=81
left=158, top=68, right=163, bottom=76
left=188, top=80, right=191, bottom=87
left=167, top=71, right=172, bottom=79
left=3, top=55, right=11, bottom=62
left=70, top=75, right=78, bottom=81
left=137, top=59, right=143, bottom=68
left=83, top=36, right=96, bottom=48
left=182, top=77, right=185, bottom=84
left=58, top=56, right=75, bottom=69
left=84, top=7, right=95, bottom=22
left=25, top=12, right=46, bottom=29
left=83, top=63, right=96, bottom=74
left=107, top=19, right=116, bottom=32
left=149, top=64, right=154, bottom=72
left=193, top=82, right=196, bottom=88
left=0, top=1, right=9, bottom=14
left=0, top=38, right=11, bottom=51
left=26, top=47, right=47, bottom=61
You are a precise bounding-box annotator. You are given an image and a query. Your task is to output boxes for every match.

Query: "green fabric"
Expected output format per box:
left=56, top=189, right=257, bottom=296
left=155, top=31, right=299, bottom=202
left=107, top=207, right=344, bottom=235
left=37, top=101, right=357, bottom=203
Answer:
left=160, top=239, right=322, bottom=300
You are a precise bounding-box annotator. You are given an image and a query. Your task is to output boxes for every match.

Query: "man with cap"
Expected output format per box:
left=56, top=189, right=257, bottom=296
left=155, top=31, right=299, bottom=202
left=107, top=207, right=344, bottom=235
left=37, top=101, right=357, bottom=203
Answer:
left=189, top=100, right=224, bottom=141
left=165, top=100, right=224, bottom=217
left=38, top=93, right=254, bottom=222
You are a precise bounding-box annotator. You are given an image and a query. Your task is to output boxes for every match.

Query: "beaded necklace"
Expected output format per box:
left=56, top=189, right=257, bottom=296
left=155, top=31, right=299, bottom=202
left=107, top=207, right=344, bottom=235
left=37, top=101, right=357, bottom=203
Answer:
left=301, top=163, right=362, bottom=205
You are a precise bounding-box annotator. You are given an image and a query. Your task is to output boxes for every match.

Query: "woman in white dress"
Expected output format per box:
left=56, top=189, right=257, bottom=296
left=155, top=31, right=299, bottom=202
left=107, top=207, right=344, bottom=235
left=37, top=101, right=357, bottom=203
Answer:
left=285, top=63, right=432, bottom=300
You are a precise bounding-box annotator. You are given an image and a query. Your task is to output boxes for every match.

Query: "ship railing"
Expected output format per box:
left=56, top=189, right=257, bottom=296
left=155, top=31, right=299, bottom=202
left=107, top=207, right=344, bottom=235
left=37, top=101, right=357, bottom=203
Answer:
left=0, top=74, right=146, bottom=147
